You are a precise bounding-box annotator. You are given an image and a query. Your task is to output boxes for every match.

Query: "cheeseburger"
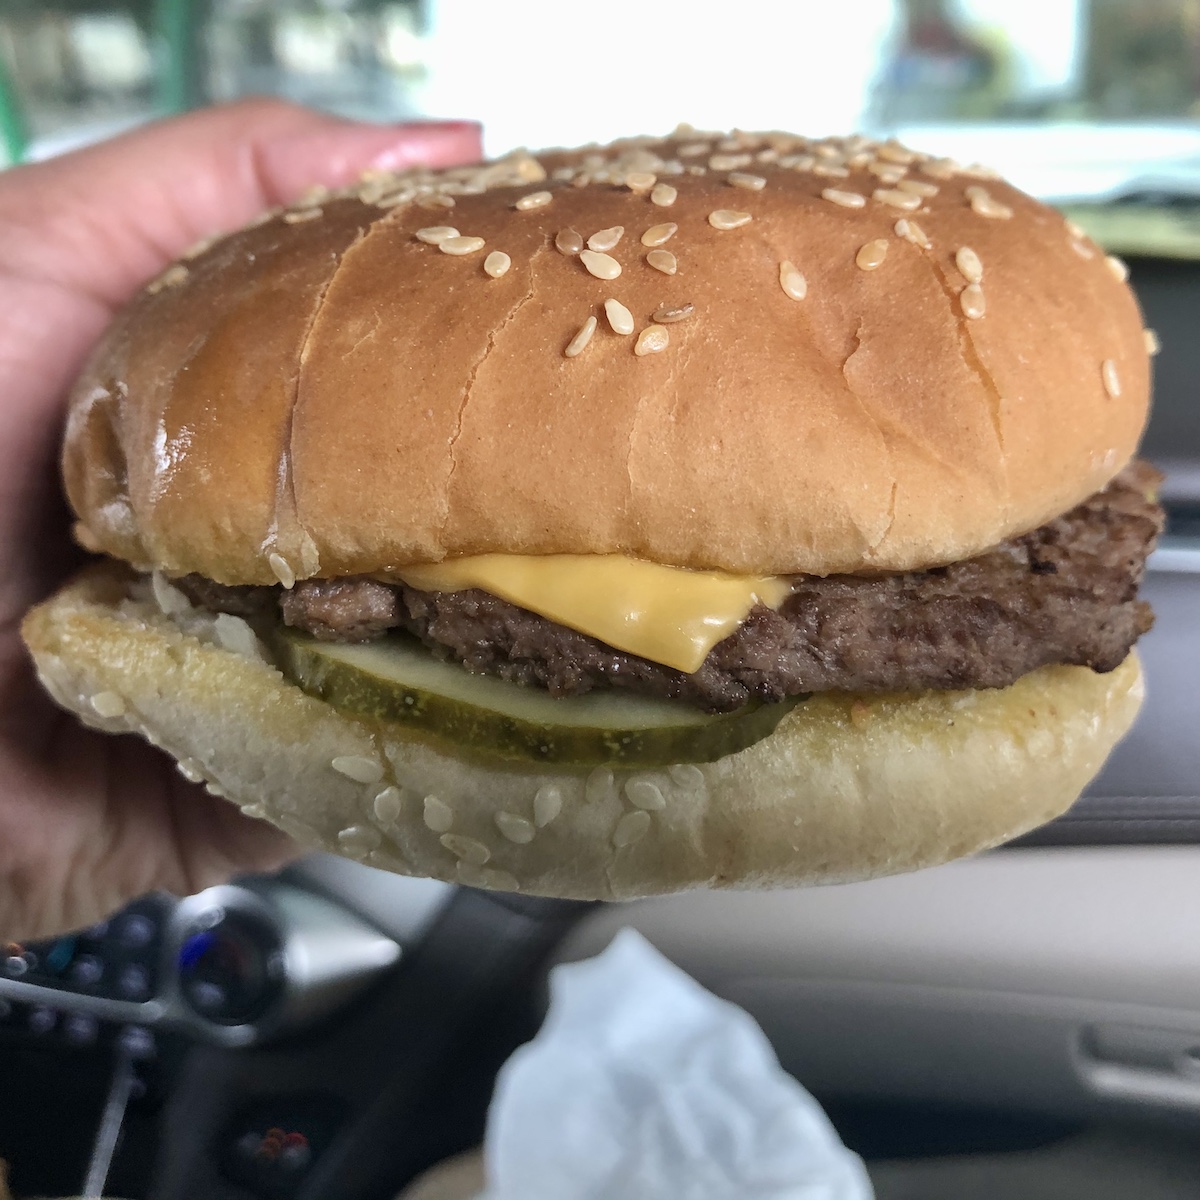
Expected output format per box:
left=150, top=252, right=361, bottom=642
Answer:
left=22, top=129, right=1162, bottom=899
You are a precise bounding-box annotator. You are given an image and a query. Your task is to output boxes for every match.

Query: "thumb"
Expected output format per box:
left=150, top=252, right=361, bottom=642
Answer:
left=0, top=98, right=482, bottom=311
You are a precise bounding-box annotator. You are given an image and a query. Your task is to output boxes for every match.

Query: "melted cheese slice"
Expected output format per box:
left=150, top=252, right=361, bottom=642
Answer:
left=394, top=554, right=791, bottom=674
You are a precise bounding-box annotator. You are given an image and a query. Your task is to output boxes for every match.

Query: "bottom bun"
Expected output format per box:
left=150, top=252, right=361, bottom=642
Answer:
left=23, top=563, right=1143, bottom=900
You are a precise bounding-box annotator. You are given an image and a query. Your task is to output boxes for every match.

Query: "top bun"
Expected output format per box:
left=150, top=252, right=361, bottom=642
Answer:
left=65, top=130, right=1150, bottom=585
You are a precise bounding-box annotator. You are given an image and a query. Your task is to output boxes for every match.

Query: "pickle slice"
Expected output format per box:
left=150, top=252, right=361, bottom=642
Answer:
left=275, top=629, right=800, bottom=766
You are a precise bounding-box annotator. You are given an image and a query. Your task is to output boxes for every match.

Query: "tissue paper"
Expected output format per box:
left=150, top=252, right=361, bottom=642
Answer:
left=478, top=929, right=872, bottom=1200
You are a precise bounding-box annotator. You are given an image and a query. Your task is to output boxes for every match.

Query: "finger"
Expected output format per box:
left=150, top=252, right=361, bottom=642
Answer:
left=0, top=97, right=482, bottom=310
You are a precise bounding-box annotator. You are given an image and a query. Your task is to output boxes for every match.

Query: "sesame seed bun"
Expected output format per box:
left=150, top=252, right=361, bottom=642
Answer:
left=21, top=563, right=1144, bottom=899
left=64, top=131, right=1149, bottom=584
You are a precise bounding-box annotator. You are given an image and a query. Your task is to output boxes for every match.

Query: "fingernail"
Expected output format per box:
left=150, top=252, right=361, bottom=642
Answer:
left=365, top=120, right=483, bottom=172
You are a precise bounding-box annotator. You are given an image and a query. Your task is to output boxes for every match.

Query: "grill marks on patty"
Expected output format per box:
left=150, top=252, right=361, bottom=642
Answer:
left=178, top=463, right=1163, bottom=712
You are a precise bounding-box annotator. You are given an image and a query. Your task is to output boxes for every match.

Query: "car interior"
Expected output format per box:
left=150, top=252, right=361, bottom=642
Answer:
left=1, top=3, right=1199, bottom=1198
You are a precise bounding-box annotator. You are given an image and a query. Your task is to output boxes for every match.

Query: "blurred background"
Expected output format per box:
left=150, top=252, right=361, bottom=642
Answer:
left=2, top=2, right=1200, bottom=227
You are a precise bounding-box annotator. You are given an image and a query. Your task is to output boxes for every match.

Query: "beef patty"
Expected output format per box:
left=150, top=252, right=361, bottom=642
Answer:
left=178, top=462, right=1164, bottom=712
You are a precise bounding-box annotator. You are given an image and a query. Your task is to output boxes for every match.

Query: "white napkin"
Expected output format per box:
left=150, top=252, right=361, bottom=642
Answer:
left=477, top=929, right=873, bottom=1200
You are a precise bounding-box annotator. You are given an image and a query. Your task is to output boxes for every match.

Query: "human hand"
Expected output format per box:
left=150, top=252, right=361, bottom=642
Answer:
left=0, top=100, right=481, bottom=940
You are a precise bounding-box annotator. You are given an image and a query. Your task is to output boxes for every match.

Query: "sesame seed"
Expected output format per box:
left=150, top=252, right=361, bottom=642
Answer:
left=604, top=298, right=635, bottom=335
left=440, top=833, right=491, bottom=865
left=331, top=755, right=384, bottom=784
left=728, top=171, right=767, bottom=191
left=1065, top=219, right=1086, bottom=239
left=709, top=153, right=752, bottom=171
left=782, top=153, right=816, bottom=171
left=955, top=246, right=983, bottom=284
left=283, top=206, right=323, bottom=224
left=877, top=141, right=917, bottom=164
left=373, top=188, right=416, bottom=208
left=652, top=302, right=694, bottom=324
left=1106, top=255, right=1129, bottom=282
left=708, top=209, right=752, bottom=230
left=579, top=249, right=622, bottom=279
left=495, top=811, right=535, bottom=844
left=667, top=763, right=705, bottom=789
left=372, top=786, right=404, bottom=823
left=873, top=187, right=922, bottom=211
left=1144, top=328, right=1161, bottom=356
left=564, top=316, right=598, bottom=358
left=146, top=264, right=188, bottom=294
left=895, top=218, right=931, bottom=249
left=1102, top=359, right=1121, bottom=398
left=1070, top=239, right=1094, bottom=260
left=822, top=188, right=866, bottom=209
left=514, top=190, right=553, bottom=210
left=813, top=164, right=850, bottom=179
left=814, top=142, right=843, bottom=160
left=856, top=239, right=889, bottom=270
left=585, top=765, right=615, bottom=803
left=439, top=235, right=486, bottom=256
left=483, top=251, right=511, bottom=278
left=779, top=260, right=807, bottom=300
left=555, top=227, right=584, bottom=255
left=867, top=161, right=906, bottom=183
left=415, top=193, right=455, bottom=210
left=646, top=249, right=677, bottom=275
left=641, top=222, right=678, bottom=247
left=613, top=810, right=652, bottom=848
left=625, top=171, right=657, bottom=192
left=415, top=225, right=459, bottom=244
left=960, top=283, right=986, bottom=320
left=339, top=825, right=382, bottom=854
left=182, top=235, right=216, bottom=260
left=534, top=784, right=564, bottom=827
left=551, top=166, right=575, bottom=182
left=626, top=778, right=666, bottom=811
left=91, top=691, right=126, bottom=719
left=635, top=326, right=669, bottom=356
left=587, top=225, right=625, bottom=252
left=268, top=552, right=296, bottom=589
left=177, top=757, right=204, bottom=784
left=678, top=141, right=711, bottom=157
left=921, top=157, right=960, bottom=180
left=968, top=189, right=1013, bottom=219
left=897, top=178, right=939, bottom=197
left=650, top=182, right=678, bottom=207
left=423, top=795, right=454, bottom=832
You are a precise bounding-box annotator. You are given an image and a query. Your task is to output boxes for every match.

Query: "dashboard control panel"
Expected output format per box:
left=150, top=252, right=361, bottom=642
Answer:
left=0, top=880, right=400, bottom=1047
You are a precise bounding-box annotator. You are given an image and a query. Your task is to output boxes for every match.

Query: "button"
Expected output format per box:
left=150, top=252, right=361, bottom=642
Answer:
left=28, top=1007, right=56, bottom=1035
left=187, top=980, right=227, bottom=1013
left=118, top=1025, right=155, bottom=1059
left=3, top=955, right=28, bottom=978
left=69, top=955, right=104, bottom=987
left=20, top=950, right=39, bottom=972
left=44, top=938, right=76, bottom=975
left=116, top=914, right=156, bottom=949
left=64, top=1013, right=99, bottom=1046
left=117, top=963, right=150, bottom=1000
left=236, top=1131, right=261, bottom=1160
left=279, top=1142, right=312, bottom=1172
left=87, top=920, right=110, bottom=940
